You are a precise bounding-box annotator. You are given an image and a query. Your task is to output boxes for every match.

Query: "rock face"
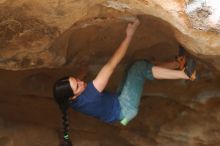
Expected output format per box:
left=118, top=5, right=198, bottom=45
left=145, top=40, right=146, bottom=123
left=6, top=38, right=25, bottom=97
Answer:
left=186, top=0, right=220, bottom=30
left=1, top=0, right=220, bottom=146
left=0, top=0, right=220, bottom=70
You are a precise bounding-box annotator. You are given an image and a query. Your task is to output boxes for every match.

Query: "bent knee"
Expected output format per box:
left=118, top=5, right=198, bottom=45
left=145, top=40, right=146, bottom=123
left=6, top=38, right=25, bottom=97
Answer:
left=129, top=60, right=153, bottom=77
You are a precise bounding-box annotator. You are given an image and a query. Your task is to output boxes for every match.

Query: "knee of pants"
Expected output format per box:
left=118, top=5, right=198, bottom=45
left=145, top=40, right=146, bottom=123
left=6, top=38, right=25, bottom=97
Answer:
left=129, top=60, right=154, bottom=80
left=128, top=60, right=148, bottom=76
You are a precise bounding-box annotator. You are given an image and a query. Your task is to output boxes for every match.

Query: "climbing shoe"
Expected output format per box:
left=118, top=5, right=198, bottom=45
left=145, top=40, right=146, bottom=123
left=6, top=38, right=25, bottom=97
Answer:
left=177, top=56, right=186, bottom=70
left=176, top=45, right=186, bottom=70
left=184, top=57, right=197, bottom=81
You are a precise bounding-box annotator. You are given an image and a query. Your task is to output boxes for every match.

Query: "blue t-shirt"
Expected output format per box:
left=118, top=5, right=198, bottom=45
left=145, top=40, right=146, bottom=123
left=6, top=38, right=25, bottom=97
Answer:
left=69, top=82, right=121, bottom=123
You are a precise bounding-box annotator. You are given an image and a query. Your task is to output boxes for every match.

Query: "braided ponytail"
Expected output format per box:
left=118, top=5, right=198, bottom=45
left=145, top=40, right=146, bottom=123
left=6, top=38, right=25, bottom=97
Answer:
left=61, top=107, right=72, bottom=146
left=61, top=108, right=72, bottom=146
left=53, top=77, right=74, bottom=146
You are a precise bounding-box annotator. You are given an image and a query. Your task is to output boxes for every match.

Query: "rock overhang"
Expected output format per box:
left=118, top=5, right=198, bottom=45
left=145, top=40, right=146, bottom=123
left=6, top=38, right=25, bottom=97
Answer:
left=0, top=0, right=220, bottom=70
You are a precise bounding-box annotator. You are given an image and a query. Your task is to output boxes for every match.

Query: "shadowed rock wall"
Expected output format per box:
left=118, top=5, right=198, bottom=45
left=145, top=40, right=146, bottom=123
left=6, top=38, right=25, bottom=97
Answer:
left=1, top=0, right=220, bottom=146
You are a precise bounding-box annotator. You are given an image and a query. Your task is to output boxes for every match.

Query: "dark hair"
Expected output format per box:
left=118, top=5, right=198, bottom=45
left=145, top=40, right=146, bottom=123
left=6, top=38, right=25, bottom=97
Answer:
left=53, top=76, right=74, bottom=146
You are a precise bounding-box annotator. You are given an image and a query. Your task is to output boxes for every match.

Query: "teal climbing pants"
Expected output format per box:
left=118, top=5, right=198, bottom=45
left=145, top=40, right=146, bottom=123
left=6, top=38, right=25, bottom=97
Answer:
left=118, top=60, right=154, bottom=125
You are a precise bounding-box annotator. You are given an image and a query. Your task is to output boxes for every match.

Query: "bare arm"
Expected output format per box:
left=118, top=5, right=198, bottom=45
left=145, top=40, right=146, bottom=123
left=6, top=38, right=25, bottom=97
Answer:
left=93, top=19, right=140, bottom=92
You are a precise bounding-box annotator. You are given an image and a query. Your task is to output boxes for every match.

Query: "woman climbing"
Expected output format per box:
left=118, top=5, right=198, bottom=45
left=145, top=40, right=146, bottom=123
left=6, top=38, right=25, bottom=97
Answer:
left=53, top=18, right=196, bottom=145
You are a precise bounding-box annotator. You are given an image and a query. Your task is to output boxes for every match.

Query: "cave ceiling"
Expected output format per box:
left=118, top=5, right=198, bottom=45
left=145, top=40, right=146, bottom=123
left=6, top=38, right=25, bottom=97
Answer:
left=0, top=0, right=220, bottom=71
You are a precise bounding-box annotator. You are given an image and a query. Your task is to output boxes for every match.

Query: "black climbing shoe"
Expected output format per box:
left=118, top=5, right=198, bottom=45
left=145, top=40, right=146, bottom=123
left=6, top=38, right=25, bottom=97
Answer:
left=184, top=57, right=197, bottom=81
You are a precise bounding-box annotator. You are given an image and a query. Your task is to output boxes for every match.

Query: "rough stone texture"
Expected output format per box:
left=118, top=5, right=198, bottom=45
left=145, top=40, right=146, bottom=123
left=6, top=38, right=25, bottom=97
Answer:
left=186, top=0, right=220, bottom=30
left=0, top=0, right=220, bottom=70
left=0, top=120, right=58, bottom=146
left=1, top=66, right=220, bottom=146
left=1, top=0, right=220, bottom=146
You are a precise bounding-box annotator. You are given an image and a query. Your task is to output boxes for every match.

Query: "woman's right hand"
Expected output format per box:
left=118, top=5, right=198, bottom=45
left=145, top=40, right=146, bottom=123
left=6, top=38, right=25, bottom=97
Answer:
left=126, top=18, right=140, bottom=37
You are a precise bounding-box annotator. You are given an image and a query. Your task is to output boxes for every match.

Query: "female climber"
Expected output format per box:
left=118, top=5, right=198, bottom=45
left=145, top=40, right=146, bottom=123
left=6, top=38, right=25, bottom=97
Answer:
left=53, top=18, right=196, bottom=146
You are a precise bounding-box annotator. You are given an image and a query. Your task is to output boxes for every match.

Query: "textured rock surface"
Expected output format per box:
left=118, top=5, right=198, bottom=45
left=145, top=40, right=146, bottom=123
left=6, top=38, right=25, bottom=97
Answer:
left=1, top=66, right=220, bottom=146
left=0, top=0, right=220, bottom=70
left=1, top=0, right=220, bottom=146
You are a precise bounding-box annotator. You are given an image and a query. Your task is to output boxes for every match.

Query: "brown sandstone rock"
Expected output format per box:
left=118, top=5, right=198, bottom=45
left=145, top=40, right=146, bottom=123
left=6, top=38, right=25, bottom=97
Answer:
left=0, top=1, right=220, bottom=146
